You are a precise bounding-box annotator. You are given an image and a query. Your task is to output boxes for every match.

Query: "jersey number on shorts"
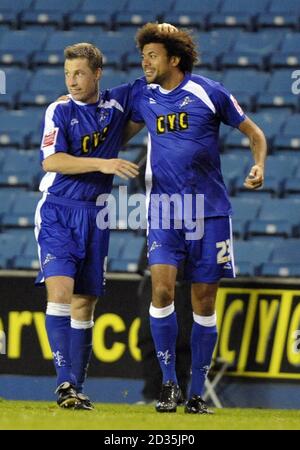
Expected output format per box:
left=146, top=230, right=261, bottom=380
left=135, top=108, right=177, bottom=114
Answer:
left=216, top=239, right=231, bottom=264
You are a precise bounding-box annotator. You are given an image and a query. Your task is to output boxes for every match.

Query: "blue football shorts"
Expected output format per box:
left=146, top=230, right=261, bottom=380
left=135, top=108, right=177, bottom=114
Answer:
left=147, top=216, right=235, bottom=283
left=35, top=194, right=109, bottom=296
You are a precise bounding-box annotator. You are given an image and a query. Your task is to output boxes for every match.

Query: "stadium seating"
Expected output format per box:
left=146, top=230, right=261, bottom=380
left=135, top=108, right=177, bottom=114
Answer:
left=164, top=0, right=221, bottom=28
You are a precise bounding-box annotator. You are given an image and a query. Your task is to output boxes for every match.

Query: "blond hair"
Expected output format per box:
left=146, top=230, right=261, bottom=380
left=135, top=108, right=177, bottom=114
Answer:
left=64, top=42, right=103, bottom=71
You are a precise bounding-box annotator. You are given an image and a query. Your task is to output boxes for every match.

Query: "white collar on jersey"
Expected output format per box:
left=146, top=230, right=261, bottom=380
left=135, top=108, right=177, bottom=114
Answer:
left=149, top=80, right=186, bottom=95
left=69, top=93, right=100, bottom=106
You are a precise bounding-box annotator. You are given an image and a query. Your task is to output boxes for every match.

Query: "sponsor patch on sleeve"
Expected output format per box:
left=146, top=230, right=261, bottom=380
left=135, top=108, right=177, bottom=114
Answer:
left=42, top=127, right=58, bottom=148
left=230, top=94, right=244, bottom=116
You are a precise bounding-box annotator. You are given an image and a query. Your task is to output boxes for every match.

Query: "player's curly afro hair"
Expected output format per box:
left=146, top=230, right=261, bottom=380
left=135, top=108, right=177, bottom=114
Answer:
left=135, top=23, right=198, bottom=73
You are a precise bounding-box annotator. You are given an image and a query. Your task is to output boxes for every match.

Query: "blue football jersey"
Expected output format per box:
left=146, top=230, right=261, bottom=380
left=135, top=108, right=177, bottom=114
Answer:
left=131, top=73, right=246, bottom=218
left=39, top=81, right=143, bottom=202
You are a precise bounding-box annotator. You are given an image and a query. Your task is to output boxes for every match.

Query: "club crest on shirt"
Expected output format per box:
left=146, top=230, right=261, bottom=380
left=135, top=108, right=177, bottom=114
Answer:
left=98, top=110, right=110, bottom=123
left=70, top=118, right=79, bottom=126
left=178, top=95, right=194, bottom=108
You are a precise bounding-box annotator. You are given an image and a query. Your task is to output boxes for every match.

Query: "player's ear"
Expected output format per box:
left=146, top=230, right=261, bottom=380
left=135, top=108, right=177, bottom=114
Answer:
left=95, top=67, right=102, bottom=82
left=170, top=55, right=181, bottom=68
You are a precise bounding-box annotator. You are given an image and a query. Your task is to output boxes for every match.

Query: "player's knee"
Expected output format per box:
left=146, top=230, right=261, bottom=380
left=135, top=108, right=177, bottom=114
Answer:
left=152, top=283, right=174, bottom=306
left=72, top=296, right=97, bottom=320
left=47, top=285, right=72, bottom=304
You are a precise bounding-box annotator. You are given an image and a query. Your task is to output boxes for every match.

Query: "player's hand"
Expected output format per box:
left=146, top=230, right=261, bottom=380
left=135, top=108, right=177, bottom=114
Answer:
left=56, top=95, right=69, bottom=102
left=243, top=164, right=264, bottom=190
left=99, top=158, right=139, bottom=179
left=158, top=23, right=178, bottom=33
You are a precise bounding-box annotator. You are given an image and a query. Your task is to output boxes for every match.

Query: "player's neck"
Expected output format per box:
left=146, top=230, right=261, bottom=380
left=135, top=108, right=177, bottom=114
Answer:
left=86, top=89, right=99, bottom=104
left=160, top=70, right=185, bottom=91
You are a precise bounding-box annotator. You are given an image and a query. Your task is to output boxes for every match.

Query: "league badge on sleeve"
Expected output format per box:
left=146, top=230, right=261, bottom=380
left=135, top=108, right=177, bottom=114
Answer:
left=42, top=127, right=59, bottom=148
left=230, top=94, right=244, bottom=116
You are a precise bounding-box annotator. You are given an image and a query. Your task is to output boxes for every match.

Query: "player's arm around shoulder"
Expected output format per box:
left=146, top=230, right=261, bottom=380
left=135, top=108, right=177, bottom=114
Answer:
left=43, top=152, right=140, bottom=180
left=238, top=116, right=267, bottom=190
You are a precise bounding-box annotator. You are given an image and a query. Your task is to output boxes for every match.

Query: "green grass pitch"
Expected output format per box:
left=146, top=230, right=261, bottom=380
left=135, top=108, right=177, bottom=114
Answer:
left=1, top=400, right=300, bottom=430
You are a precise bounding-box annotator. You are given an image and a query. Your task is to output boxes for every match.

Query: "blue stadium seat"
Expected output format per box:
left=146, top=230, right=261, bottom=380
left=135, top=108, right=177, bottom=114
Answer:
left=257, top=69, right=299, bottom=110
left=78, top=0, right=128, bottom=14
left=92, top=32, right=136, bottom=67
left=21, top=0, right=82, bottom=28
left=0, top=110, right=43, bottom=148
left=209, top=0, right=269, bottom=29
left=0, top=149, right=40, bottom=188
left=247, top=219, right=293, bottom=238
left=126, top=68, right=144, bottom=82
left=0, top=0, right=32, bottom=26
left=223, top=69, right=269, bottom=94
left=234, top=190, right=274, bottom=199
left=222, top=69, right=269, bottom=111
left=108, top=231, right=146, bottom=272
left=221, top=31, right=283, bottom=69
left=0, top=26, right=9, bottom=41
left=283, top=178, right=300, bottom=197
left=257, top=0, right=300, bottom=29
left=99, top=69, right=127, bottom=90
left=2, top=191, right=42, bottom=228
left=28, top=129, right=43, bottom=148
left=273, top=136, right=300, bottom=150
left=0, top=67, right=32, bottom=108
left=282, top=114, right=300, bottom=139
left=69, top=0, right=127, bottom=28
left=108, top=231, right=126, bottom=259
left=32, top=30, right=95, bottom=67
left=13, top=231, right=40, bottom=269
left=0, top=231, right=27, bottom=267
left=234, top=239, right=275, bottom=274
left=194, top=69, right=224, bottom=83
left=220, top=153, right=250, bottom=182
left=269, top=53, right=300, bottom=69
left=255, top=199, right=300, bottom=235
left=109, top=234, right=145, bottom=272
left=270, top=33, right=300, bottom=69
left=0, top=188, right=19, bottom=222
left=225, top=110, right=285, bottom=148
left=0, top=30, right=48, bottom=66
left=116, top=0, right=173, bottom=27
left=109, top=259, right=136, bottom=272
left=25, top=68, right=66, bottom=95
left=164, top=0, right=221, bottom=28
left=193, top=30, right=238, bottom=69
left=231, top=197, right=261, bottom=237
left=234, top=261, right=256, bottom=276
left=271, top=239, right=300, bottom=264
left=260, top=263, right=300, bottom=277
left=266, top=154, right=298, bottom=178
